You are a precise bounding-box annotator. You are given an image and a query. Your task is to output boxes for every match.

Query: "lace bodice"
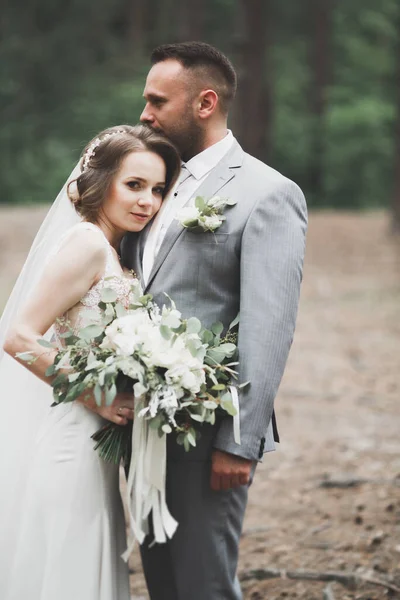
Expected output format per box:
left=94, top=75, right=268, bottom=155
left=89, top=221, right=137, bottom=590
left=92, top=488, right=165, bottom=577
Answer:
left=54, top=222, right=136, bottom=345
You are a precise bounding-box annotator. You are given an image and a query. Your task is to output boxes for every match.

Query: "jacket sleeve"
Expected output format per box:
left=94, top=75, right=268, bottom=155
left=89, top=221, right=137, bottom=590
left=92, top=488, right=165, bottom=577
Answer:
left=213, top=179, right=308, bottom=461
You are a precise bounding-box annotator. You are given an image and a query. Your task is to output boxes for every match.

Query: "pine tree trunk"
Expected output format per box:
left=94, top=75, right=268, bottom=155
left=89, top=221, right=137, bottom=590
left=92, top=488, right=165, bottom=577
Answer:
left=392, top=6, right=400, bottom=233
left=309, top=0, right=333, bottom=205
left=176, top=0, right=208, bottom=41
left=234, top=0, right=272, bottom=162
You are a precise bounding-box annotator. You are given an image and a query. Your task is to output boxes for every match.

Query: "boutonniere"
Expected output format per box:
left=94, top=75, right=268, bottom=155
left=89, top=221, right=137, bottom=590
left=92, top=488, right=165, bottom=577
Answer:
left=176, top=195, right=237, bottom=233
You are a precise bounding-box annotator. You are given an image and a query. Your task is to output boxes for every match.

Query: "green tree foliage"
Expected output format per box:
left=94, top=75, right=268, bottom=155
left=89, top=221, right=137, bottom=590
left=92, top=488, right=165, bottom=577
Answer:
left=0, top=0, right=398, bottom=209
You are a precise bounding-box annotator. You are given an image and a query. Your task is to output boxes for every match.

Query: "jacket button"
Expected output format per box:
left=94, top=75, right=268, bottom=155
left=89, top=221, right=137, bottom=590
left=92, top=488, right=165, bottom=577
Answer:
left=258, top=436, right=265, bottom=459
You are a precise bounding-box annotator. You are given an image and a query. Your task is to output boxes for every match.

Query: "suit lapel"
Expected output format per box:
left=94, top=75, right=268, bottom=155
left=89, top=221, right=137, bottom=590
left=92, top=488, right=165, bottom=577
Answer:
left=144, top=140, right=244, bottom=292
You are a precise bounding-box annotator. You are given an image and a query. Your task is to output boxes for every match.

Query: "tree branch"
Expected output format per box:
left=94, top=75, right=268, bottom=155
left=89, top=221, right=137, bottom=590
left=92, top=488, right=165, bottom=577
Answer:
left=239, top=567, right=400, bottom=595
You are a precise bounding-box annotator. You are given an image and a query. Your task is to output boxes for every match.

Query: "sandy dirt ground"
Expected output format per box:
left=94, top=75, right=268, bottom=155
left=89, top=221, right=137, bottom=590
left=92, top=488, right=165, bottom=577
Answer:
left=1, top=207, right=399, bottom=599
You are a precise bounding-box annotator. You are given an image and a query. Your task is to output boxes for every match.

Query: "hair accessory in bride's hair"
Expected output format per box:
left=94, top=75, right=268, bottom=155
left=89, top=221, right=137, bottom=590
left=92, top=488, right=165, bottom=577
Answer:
left=82, top=129, right=126, bottom=173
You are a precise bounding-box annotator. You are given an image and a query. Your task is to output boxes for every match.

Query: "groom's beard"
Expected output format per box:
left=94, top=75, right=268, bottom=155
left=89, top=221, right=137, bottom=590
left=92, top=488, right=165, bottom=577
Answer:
left=147, top=121, right=205, bottom=162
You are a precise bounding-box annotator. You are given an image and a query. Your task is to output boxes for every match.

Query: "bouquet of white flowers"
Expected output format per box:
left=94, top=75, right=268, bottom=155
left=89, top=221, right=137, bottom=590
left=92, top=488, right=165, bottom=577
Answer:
left=20, top=280, right=244, bottom=549
left=46, top=281, right=241, bottom=465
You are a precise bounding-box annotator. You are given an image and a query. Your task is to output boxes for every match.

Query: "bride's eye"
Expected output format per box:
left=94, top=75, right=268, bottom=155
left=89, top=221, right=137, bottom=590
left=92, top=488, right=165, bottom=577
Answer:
left=127, top=181, right=140, bottom=190
left=153, top=186, right=165, bottom=196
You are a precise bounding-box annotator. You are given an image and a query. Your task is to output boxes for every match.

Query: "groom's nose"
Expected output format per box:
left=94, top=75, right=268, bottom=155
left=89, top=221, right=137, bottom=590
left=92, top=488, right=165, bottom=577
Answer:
left=140, top=104, right=154, bottom=125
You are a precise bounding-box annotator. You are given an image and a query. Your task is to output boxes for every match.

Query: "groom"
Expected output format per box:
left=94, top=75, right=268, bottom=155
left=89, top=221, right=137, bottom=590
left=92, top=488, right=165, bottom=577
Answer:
left=122, top=42, right=307, bottom=599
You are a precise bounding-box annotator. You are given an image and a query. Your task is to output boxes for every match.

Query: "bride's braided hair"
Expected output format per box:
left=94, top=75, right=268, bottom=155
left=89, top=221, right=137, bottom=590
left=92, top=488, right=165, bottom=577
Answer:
left=68, top=124, right=180, bottom=222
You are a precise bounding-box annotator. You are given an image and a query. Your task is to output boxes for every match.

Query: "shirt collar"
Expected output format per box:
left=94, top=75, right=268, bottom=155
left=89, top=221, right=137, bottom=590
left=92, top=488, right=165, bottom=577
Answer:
left=183, top=130, right=235, bottom=180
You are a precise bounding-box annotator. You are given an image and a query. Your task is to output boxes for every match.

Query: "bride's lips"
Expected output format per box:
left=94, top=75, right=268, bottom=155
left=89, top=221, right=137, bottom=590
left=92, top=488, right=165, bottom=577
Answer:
left=130, top=212, right=150, bottom=222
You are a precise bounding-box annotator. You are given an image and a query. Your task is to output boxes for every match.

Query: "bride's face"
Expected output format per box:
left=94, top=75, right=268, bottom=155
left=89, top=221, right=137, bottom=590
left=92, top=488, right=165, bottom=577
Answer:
left=99, top=150, right=166, bottom=233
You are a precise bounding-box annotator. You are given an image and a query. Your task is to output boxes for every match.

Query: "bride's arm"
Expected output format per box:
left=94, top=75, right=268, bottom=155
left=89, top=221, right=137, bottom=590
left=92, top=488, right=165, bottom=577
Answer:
left=4, top=228, right=105, bottom=378
left=3, top=229, right=133, bottom=425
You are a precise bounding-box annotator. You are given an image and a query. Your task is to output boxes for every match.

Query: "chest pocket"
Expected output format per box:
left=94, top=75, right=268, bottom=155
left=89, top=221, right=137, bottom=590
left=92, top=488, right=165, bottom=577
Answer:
left=184, top=232, right=229, bottom=245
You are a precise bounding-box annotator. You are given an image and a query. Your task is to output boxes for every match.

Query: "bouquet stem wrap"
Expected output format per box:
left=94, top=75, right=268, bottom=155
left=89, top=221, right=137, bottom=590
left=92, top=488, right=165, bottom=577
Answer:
left=122, top=404, right=178, bottom=560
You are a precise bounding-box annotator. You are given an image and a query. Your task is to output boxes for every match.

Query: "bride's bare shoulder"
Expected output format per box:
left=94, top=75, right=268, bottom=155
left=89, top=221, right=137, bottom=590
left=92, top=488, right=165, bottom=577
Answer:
left=51, top=223, right=108, bottom=272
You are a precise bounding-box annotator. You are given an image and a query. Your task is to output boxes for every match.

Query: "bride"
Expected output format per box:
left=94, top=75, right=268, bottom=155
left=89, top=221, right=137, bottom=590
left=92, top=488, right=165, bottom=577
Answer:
left=0, top=124, right=180, bottom=600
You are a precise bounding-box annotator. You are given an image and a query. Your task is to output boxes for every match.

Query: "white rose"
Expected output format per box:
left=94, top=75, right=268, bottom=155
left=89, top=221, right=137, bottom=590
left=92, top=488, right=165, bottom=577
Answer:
left=166, top=362, right=205, bottom=395
left=203, top=214, right=222, bottom=231
left=118, top=357, right=145, bottom=381
left=111, top=332, right=137, bottom=356
left=101, top=311, right=154, bottom=356
left=207, top=195, right=226, bottom=210
left=177, top=206, right=200, bottom=225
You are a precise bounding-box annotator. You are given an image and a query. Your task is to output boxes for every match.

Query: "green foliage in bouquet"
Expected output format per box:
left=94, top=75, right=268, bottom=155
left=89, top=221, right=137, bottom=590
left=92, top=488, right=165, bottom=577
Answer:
left=19, top=280, right=246, bottom=465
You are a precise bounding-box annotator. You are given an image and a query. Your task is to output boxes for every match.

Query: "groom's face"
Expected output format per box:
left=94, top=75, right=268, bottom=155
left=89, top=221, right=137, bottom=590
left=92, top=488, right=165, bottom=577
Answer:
left=141, top=59, right=202, bottom=158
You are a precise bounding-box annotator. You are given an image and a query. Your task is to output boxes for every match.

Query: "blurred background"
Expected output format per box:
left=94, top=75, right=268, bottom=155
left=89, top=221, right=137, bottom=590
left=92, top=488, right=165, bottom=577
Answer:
left=1, top=1, right=400, bottom=599
left=1, top=0, right=400, bottom=216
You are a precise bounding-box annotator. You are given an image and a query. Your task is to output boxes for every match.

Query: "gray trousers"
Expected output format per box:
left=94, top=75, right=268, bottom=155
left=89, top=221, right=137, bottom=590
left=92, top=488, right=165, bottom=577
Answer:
left=140, top=423, right=250, bottom=600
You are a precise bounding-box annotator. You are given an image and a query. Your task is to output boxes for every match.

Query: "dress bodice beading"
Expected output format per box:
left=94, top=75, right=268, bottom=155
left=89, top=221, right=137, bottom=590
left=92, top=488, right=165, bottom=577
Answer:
left=53, top=222, right=135, bottom=344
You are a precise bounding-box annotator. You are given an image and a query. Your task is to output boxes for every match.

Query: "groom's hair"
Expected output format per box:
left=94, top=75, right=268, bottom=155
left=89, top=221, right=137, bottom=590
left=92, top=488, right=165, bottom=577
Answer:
left=151, top=42, right=237, bottom=115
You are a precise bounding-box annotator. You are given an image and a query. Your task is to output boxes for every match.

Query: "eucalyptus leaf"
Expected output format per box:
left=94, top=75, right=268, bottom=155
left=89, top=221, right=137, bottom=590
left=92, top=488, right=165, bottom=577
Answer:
left=187, top=430, right=197, bottom=447
left=187, top=338, right=203, bottom=357
left=65, top=382, right=85, bottom=403
left=105, top=382, right=117, bottom=406
left=37, top=338, right=54, bottom=349
left=68, top=372, right=80, bottom=383
left=16, top=351, right=35, bottom=362
left=186, top=317, right=202, bottom=334
left=206, top=347, right=226, bottom=364
left=149, top=415, right=163, bottom=430
left=221, top=399, right=237, bottom=416
left=160, top=324, right=172, bottom=340
left=238, top=380, right=250, bottom=389
left=211, top=383, right=226, bottom=391
left=100, top=287, right=118, bottom=303
left=138, top=294, right=153, bottom=306
left=79, top=324, right=104, bottom=340
left=201, top=329, right=214, bottom=345
left=190, top=413, right=205, bottom=422
left=94, top=382, right=102, bottom=406
left=220, top=391, right=232, bottom=403
left=52, top=373, right=68, bottom=387
left=211, top=321, right=224, bottom=336
left=203, top=400, right=218, bottom=410
left=194, top=196, right=206, bottom=211
left=85, top=360, right=104, bottom=371
left=115, top=303, right=127, bottom=318
left=229, top=312, right=240, bottom=330
left=183, top=436, right=190, bottom=452
left=207, top=411, right=216, bottom=425
left=182, top=218, right=199, bottom=228
left=59, top=330, right=75, bottom=339
left=45, top=363, right=56, bottom=376
left=218, top=343, right=236, bottom=355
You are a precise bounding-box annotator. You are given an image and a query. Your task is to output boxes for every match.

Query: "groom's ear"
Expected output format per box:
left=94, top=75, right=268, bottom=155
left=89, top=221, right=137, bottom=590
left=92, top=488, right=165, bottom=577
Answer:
left=197, top=89, right=219, bottom=120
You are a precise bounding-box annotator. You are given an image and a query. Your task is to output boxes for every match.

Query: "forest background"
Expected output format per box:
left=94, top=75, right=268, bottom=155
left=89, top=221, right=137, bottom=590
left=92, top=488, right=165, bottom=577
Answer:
left=1, top=0, right=400, bottom=228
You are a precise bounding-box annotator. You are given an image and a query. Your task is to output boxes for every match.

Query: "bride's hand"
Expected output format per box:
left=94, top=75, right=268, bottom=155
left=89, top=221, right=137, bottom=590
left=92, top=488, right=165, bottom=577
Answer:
left=79, top=392, right=135, bottom=425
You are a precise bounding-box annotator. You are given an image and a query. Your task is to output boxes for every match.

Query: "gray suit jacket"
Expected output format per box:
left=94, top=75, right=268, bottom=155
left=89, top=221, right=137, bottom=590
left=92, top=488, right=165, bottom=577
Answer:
left=122, top=140, right=307, bottom=462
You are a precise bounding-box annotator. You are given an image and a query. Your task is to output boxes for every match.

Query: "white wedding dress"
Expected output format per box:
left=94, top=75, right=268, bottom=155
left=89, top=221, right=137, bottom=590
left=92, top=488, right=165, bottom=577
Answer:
left=3, top=223, right=132, bottom=600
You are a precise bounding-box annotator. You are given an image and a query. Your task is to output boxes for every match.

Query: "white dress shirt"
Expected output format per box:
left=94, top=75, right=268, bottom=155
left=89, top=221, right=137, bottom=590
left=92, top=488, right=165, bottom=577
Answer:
left=142, top=130, right=235, bottom=285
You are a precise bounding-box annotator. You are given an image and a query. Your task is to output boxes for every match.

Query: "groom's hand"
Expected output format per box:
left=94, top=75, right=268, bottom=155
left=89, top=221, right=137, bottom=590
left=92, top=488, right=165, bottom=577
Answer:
left=210, top=449, right=253, bottom=491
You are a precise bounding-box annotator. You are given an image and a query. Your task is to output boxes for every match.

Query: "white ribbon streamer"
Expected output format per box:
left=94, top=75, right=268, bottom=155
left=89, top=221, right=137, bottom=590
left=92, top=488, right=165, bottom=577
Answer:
left=230, top=385, right=241, bottom=445
left=122, top=387, right=240, bottom=561
left=122, top=411, right=178, bottom=561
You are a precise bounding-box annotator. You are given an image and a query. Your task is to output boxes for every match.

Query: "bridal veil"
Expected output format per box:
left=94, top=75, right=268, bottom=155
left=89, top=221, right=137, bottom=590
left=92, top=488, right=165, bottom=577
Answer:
left=0, top=164, right=81, bottom=592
